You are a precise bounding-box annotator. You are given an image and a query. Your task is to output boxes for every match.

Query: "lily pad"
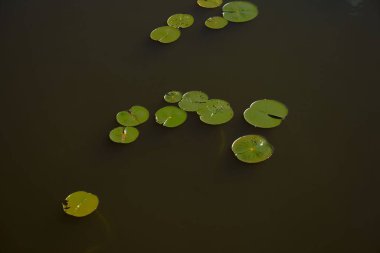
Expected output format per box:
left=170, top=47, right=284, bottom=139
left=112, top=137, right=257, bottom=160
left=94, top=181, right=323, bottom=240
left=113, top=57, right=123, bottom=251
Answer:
left=109, top=126, right=139, bottom=144
left=178, top=91, right=209, bottom=112
left=150, top=26, right=181, bottom=43
left=197, top=99, right=234, bottom=125
left=116, top=106, right=149, bottom=127
left=155, top=106, right=187, bottom=128
left=167, top=14, right=194, bottom=28
left=164, top=91, right=183, bottom=103
left=197, top=0, right=223, bottom=8
left=231, top=135, right=273, bottom=163
left=222, top=1, right=259, bottom=23
left=244, top=99, right=288, bottom=128
left=62, top=191, right=99, bottom=217
left=205, top=16, right=229, bottom=29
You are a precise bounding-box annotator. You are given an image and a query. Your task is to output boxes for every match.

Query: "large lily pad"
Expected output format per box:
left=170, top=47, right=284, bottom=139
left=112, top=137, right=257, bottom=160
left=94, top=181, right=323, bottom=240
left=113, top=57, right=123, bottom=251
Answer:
left=222, top=1, right=259, bottom=23
left=164, top=91, right=183, bottom=103
left=155, top=106, right=187, bottom=128
left=197, top=99, right=234, bottom=125
left=231, top=135, right=273, bottom=163
left=109, top=126, right=139, bottom=144
left=178, top=91, right=209, bottom=112
left=116, top=106, right=149, bottom=127
left=150, top=26, right=181, bottom=43
left=244, top=99, right=288, bottom=128
left=205, top=16, right=229, bottom=29
left=197, top=0, right=223, bottom=8
left=167, top=14, right=194, bottom=28
left=62, top=191, right=99, bottom=217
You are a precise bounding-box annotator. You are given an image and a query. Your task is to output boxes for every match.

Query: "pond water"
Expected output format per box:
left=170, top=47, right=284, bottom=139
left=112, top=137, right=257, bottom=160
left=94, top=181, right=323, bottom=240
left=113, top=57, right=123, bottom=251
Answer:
left=1, top=0, right=379, bottom=252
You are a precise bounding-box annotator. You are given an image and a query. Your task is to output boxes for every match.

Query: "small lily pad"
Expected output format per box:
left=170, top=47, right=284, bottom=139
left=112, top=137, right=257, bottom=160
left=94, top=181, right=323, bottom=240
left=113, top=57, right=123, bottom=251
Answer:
left=109, top=126, right=139, bottom=144
left=178, top=91, right=209, bottom=112
left=197, top=0, right=223, bottom=8
left=167, top=14, right=194, bottom=28
left=116, top=106, right=149, bottom=127
left=62, top=191, right=99, bottom=217
left=231, top=135, right=273, bottom=163
left=155, top=106, right=187, bottom=128
left=150, top=26, right=181, bottom=43
left=164, top=91, right=183, bottom=103
left=222, top=1, right=259, bottom=23
left=205, top=16, right=229, bottom=29
left=197, top=99, right=234, bottom=125
left=244, top=99, right=288, bottom=128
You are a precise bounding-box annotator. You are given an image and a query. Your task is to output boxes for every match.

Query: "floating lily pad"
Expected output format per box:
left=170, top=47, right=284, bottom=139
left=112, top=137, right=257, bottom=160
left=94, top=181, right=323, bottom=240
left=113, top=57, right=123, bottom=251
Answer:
left=116, top=106, right=149, bottom=127
left=62, top=191, right=99, bottom=217
left=231, top=135, right=273, bottom=163
left=244, top=99, right=288, bottom=128
left=197, top=99, right=234, bottom=125
left=109, top=126, right=139, bottom=144
left=178, top=91, right=209, bottom=112
left=150, top=26, right=181, bottom=43
left=205, top=16, right=229, bottom=29
left=167, top=14, right=194, bottom=28
left=155, top=106, right=187, bottom=128
left=197, top=0, right=223, bottom=8
left=222, top=1, right=259, bottom=23
left=164, top=91, right=183, bottom=103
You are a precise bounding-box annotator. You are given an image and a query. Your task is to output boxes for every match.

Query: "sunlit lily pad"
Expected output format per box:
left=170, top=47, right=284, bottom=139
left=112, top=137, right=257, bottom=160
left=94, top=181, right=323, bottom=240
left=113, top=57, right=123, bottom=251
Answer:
left=164, top=91, right=183, bottom=103
left=167, top=14, right=194, bottom=28
left=109, top=126, right=139, bottom=144
left=62, top=191, right=99, bottom=217
left=155, top=106, right=187, bottom=128
left=205, top=16, right=229, bottom=29
left=197, top=0, right=223, bottom=8
left=116, top=106, right=149, bottom=127
left=231, top=135, right=273, bottom=163
left=178, top=91, right=209, bottom=112
left=244, top=99, right=288, bottom=128
left=197, top=99, right=234, bottom=125
left=222, top=1, right=259, bottom=23
left=150, top=26, right=181, bottom=43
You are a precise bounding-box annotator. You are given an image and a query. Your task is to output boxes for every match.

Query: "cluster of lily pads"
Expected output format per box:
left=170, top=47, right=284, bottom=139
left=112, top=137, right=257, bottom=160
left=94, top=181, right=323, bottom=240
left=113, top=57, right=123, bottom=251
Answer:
left=150, top=1, right=259, bottom=43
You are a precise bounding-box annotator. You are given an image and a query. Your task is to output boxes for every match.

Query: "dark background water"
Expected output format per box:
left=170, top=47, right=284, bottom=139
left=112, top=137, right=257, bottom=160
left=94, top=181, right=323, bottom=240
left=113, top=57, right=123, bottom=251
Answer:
left=1, top=0, right=380, bottom=252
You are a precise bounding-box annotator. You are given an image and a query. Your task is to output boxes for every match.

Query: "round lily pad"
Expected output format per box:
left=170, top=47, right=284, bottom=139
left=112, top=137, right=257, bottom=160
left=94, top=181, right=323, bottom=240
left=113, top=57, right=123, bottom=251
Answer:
left=109, top=126, right=139, bottom=144
left=62, top=191, right=99, bottom=217
left=222, top=1, right=259, bottom=23
left=197, top=99, right=234, bottom=125
left=197, top=0, right=223, bottom=8
left=205, top=16, right=229, bottom=29
left=116, top=106, right=149, bottom=127
left=178, top=91, right=209, bottom=112
left=155, top=106, right=187, bottom=128
left=231, top=135, right=273, bottom=163
left=150, top=26, right=181, bottom=43
left=164, top=91, right=183, bottom=103
left=244, top=99, right=288, bottom=128
left=167, top=14, right=194, bottom=28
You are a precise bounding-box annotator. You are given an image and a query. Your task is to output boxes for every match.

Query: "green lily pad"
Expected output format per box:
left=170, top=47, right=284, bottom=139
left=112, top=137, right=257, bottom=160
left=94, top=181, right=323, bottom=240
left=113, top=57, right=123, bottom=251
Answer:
left=62, top=191, right=99, bottom=217
left=197, top=0, right=223, bottom=8
left=244, top=99, right=288, bottom=128
left=205, top=16, right=229, bottom=29
left=178, top=91, right=209, bottom=112
left=222, top=1, right=259, bottom=23
left=150, top=26, right=181, bottom=43
left=155, top=106, right=187, bottom=128
left=164, top=91, right=183, bottom=103
left=109, top=126, right=139, bottom=144
left=116, top=106, right=149, bottom=127
left=231, top=135, right=273, bottom=163
left=197, top=99, right=234, bottom=125
left=167, top=14, right=194, bottom=28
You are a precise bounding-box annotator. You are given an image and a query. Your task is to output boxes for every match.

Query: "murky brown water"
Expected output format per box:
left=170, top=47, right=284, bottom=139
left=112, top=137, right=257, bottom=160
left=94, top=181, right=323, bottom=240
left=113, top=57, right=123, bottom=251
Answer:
left=1, top=0, right=379, bottom=252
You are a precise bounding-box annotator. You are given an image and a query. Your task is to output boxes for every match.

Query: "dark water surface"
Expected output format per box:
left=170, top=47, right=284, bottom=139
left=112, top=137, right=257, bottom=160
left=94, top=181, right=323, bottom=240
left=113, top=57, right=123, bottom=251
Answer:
left=1, top=0, right=380, bottom=252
